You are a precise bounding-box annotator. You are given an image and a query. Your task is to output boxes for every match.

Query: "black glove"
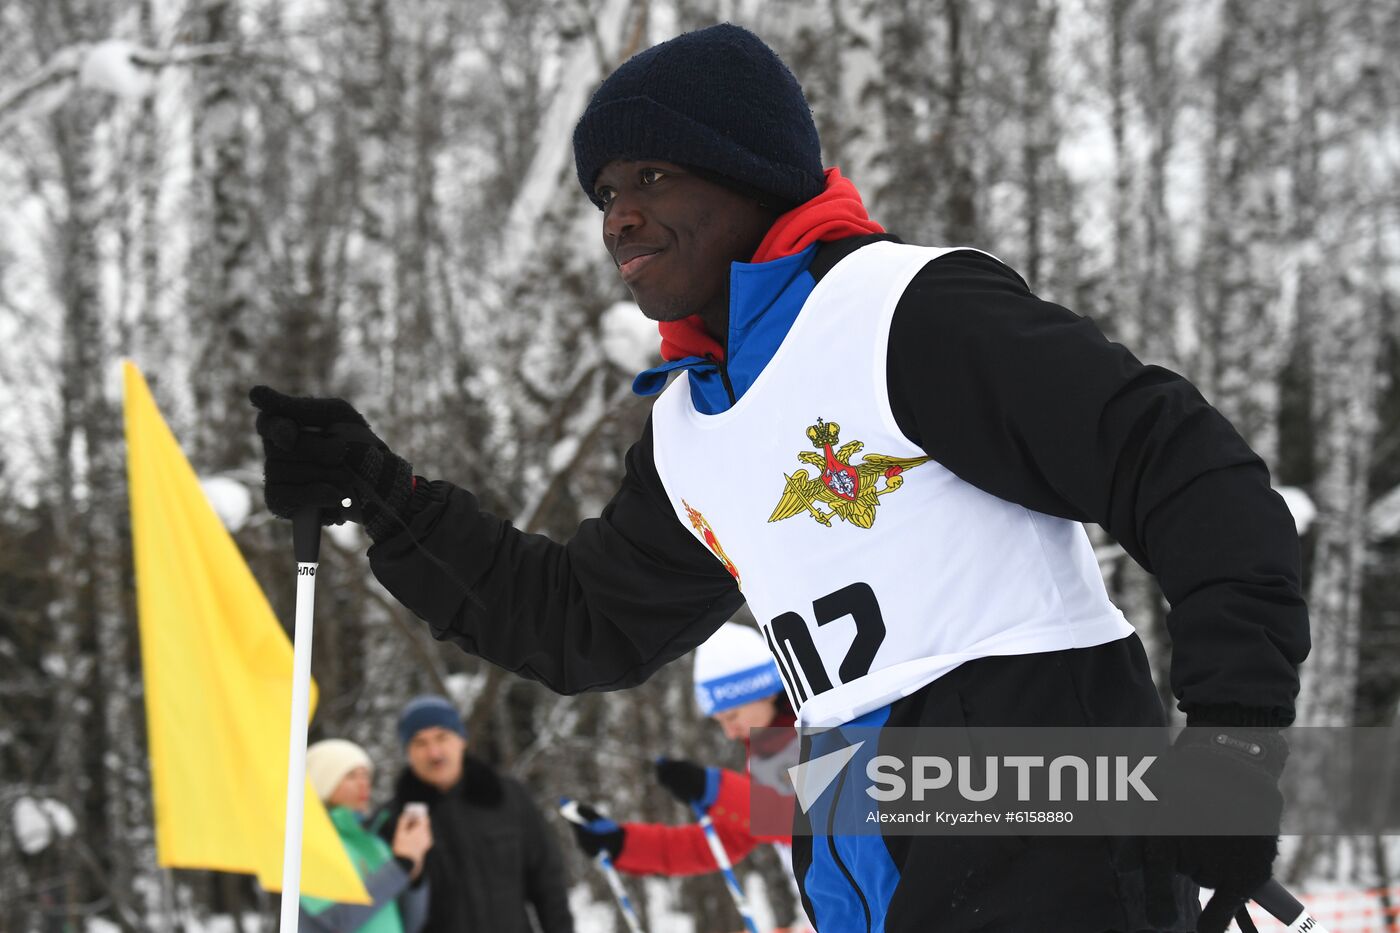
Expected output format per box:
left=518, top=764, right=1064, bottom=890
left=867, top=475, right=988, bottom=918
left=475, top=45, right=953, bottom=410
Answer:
left=654, top=758, right=718, bottom=808
left=1144, top=727, right=1288, bottom=933
left=249, top=386, right=414, bottom=542
left=566, top=802, right=625, bottom=860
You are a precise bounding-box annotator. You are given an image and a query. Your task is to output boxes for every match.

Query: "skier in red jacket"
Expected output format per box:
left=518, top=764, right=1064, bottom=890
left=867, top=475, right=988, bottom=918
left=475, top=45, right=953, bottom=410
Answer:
left=568, top=622, right=812, bottom=930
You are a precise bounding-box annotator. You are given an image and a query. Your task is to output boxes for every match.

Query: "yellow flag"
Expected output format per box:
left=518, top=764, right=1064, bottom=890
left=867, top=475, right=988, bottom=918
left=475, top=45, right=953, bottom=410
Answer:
left=123, top=362, right=369, bottom=904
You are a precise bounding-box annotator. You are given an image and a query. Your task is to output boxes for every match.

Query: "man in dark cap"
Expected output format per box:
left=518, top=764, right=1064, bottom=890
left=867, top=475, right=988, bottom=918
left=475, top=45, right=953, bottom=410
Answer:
left=375, top=696, right=573, bottom=933
left=253, top=23, right=1307, bottom=933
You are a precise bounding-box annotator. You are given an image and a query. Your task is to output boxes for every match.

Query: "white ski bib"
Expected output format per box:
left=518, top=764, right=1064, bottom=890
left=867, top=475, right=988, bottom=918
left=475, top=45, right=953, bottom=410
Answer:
left=652, top=242, right=1133, bottom=728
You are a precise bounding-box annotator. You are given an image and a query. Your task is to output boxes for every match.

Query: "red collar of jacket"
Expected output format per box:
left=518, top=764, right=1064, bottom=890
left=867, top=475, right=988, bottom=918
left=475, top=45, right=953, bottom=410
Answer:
left=747, top=706, right=799, bottom=758
left=658, top=168, right=884, bottom=363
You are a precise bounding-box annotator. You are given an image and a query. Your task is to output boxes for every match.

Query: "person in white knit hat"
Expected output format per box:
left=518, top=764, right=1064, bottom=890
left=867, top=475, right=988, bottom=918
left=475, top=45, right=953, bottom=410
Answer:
left=299, top=738, right=432, bottom=933
left=568, top=619, right=813, bottom=932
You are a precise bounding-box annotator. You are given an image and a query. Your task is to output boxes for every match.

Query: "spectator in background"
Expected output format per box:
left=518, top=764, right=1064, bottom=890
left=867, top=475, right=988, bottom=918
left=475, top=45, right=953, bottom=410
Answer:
left=300, top=738, right=431, bottom=933
left=376, top=695, right=574, bottom=933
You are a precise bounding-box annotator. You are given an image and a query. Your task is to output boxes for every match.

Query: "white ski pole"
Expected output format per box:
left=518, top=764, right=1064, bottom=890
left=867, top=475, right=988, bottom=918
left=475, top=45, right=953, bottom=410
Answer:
left=692, top=802, right=762, bottom=933
left=559, top=799, right=645, bottom=933
left=1254, top=877, right=1330, bottom=933
left=277, top=508, right=322, bottom=933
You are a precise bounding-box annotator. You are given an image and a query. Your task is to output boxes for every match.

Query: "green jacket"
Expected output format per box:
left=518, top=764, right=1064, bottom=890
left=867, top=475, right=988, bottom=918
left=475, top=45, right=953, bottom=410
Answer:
left=300, top=806, right=428, bottom=933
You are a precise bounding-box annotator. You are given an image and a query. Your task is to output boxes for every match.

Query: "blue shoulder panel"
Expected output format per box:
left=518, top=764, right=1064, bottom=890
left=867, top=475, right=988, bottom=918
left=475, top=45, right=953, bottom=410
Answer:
left=632, top=244, right=820, bottom=415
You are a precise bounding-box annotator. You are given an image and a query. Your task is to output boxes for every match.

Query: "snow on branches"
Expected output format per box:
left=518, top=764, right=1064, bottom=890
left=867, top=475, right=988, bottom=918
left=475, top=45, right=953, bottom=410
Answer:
left=0, top=39, right=234, bottom=128
left=11, top=796, right=76, bottom=855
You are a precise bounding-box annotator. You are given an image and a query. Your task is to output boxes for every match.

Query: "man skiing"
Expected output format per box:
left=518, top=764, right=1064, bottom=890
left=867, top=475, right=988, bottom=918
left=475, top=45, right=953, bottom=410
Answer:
left=568, top=621, right=812, bottom=931
left=251, top=22, right=1309, bottom=933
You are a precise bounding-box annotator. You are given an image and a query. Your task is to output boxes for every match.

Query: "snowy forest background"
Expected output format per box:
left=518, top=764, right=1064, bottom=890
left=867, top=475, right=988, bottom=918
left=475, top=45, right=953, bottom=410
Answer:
left=0, top=0, right=1397, bottom=930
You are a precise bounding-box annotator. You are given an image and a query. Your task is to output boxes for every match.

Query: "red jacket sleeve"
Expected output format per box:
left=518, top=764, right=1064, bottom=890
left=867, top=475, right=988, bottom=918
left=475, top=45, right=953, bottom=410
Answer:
left=613, top=769, right=767, bottom=876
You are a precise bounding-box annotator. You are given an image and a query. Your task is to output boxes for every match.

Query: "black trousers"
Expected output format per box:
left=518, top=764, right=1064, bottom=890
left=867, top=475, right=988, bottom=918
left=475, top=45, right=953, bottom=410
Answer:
left=792, top=635, right=1201, bottom=933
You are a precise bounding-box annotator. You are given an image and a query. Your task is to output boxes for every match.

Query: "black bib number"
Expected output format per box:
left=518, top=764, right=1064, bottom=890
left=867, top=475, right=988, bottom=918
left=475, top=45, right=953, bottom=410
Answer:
left=763, top=582, right=887, bottom=707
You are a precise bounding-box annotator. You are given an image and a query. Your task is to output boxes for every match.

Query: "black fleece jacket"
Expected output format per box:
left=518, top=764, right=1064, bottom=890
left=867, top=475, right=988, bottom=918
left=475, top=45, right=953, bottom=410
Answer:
left=377, top=754, right=573, bottom=933
left=367, top=237, right=1309, bottom=726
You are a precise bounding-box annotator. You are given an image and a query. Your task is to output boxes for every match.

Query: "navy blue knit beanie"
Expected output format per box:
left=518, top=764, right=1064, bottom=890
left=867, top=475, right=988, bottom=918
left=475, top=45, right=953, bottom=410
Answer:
left=397, top=695, right=468, bottom=747
left=573, top=23, right=825, bottom=210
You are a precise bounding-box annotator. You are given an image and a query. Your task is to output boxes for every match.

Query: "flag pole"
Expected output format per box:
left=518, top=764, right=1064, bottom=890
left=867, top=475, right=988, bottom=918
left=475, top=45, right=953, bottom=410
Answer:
left=278, top=508, right=322, bottom=933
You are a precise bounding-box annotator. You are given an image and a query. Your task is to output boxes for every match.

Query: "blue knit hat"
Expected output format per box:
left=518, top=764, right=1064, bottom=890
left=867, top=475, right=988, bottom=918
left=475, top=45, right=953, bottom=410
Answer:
left=397, top=695, right=468, bottom=747
left=572, top=23, right=825, bottom=210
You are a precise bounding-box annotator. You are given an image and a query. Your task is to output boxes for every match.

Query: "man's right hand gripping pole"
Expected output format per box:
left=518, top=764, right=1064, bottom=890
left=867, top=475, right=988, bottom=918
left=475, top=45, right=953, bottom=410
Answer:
left=249, top=386, right=415, bottom=543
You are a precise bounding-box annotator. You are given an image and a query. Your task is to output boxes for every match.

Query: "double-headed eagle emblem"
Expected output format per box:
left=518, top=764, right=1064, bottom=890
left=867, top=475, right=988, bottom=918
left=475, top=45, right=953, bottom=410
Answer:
left=767, top=419, right=929, bottom=529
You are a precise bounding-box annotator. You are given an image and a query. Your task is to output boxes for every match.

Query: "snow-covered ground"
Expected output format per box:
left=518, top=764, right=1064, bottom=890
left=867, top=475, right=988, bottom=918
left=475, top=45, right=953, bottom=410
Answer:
left=78, top=880, right=1400, bottom=933
left=75, top=871, right=785, bottom=933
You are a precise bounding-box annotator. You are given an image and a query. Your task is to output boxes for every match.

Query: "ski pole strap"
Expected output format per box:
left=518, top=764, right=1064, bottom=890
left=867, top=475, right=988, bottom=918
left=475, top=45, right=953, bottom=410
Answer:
left=1254, top=877, right=1330, bottom=933
left=692, top=803, right=761, bottom=933
left=292, top=507, right=322, bottom=563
